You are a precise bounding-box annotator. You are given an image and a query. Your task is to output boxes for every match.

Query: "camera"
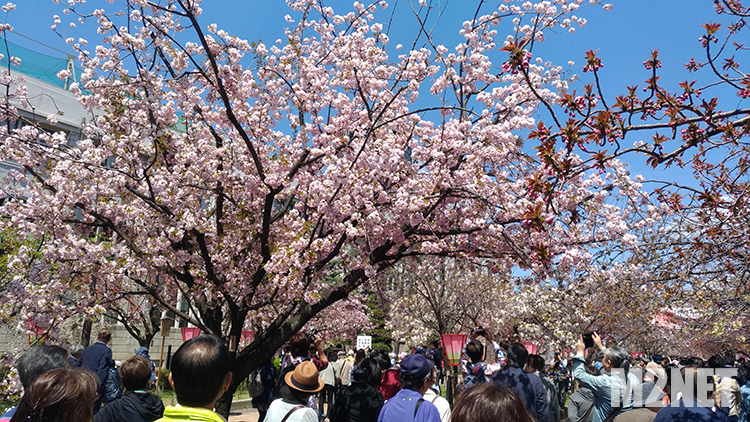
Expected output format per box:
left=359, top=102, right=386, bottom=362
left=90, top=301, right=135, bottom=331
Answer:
left=582, top=332, right=594, bottom=348
left=308, top=329, right=319, bottom=341
left=475, top=326, right=486, bottom=336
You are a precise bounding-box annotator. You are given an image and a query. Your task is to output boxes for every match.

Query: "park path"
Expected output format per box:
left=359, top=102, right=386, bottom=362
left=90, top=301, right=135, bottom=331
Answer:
left=228, top=400, right=259, bottom=422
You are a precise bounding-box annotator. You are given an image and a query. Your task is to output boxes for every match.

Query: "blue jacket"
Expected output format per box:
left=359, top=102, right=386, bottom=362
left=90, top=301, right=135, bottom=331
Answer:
left=377, top=388, right=440, bottom=422
left=80, top=341, right=114, bottom=394
left=493, top=367, right=550, bottom=422
left=571, top=356, right=638, bottom=422
left=654, top=398, right=729, bottom=422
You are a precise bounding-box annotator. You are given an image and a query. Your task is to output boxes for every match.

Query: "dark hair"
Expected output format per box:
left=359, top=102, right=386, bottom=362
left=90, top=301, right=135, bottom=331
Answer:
left=17, top=345, right=68, bottom=389
left=584, top=364, right=602, bottom=376
left=707, top=355, right=725, bottom=369
left=352, top=358, right=382, bottom=386
left=119, top=355, right=151, bottom=391
left=171, top=335, right=230, bottom=408
left=370, top=351, right=392, bottom=372
left=466, top=341, right=484, bottom=364
left=11, top=367, right=98, bottom=422
left=688, top=357, right=704, bottom=367
left=507, top=343, right=528, bottom=368
left=452, top=382, right=535, bottom=422
left=681, top=366, right=714, bottom=401
left=528, top=354, right=546, bottom=373
left=401, top=375, right=427, bottom=390
left=280, top=383, right=313, bottom=404
left=354, top=349, right=366, bottom=366
left=96, top=328, right=112, bottom=343
left=288, top=332, right=311, bottom=358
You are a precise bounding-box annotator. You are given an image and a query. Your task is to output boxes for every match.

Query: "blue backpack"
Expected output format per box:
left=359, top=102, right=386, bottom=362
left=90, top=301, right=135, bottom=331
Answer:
left=457, top=362, right=487, bottom=393
left=102, top=367, right=123, bottom=402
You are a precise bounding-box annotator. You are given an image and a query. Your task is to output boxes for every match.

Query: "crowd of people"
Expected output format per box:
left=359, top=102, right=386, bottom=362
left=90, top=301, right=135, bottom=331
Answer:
left=253, top=328, right=750, bottom=422
left=0, top=328, right=165, bottom=422
left=2, top=326, right=750, bottom=422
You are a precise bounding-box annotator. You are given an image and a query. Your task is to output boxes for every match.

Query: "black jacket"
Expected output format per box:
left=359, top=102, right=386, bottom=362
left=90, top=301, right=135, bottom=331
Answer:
left=329, top=382, right=384, bottom=422
left=94, top=391, right=164, bottom=422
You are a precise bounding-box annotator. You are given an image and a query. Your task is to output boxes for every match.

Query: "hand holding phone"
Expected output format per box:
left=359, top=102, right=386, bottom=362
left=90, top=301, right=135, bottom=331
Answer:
left=582, top=332, right=594, bottom=349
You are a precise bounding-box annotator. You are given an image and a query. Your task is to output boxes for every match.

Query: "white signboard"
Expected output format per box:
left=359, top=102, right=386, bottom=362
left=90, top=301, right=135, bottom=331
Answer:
left=356, top=335, right=372, bottom=350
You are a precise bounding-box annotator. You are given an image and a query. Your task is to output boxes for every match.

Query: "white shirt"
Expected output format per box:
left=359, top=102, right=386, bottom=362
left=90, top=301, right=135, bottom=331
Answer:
left=423, top=388, right=451, bottom=422
left=263, top=398, right=318, bottom=422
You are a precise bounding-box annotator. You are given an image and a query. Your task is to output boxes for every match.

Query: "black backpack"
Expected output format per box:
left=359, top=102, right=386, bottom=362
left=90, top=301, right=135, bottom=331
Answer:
left=274, top=361, right=297, bottom=399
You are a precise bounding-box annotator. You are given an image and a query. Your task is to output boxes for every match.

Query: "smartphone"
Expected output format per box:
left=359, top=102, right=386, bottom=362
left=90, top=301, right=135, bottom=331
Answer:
left=582, top=332, right=594, bottom=348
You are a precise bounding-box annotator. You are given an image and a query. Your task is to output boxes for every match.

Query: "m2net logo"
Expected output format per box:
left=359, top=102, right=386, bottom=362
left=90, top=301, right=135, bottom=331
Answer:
left=607, top=367, right=737, bottom=407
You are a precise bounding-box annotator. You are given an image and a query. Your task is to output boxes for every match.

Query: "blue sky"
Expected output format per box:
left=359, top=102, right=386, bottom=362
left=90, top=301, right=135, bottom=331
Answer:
left=6, top=1, right=723, bottom=96
left=4, top=0, right=737, bottom=183
left=6, top=1, right=720, bottom=73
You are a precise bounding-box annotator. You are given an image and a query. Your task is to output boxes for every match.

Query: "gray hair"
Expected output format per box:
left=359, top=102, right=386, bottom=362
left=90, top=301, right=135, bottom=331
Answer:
left=70, top=344, right=85, bottom=356
left=605, top=346, right=631, bottom=375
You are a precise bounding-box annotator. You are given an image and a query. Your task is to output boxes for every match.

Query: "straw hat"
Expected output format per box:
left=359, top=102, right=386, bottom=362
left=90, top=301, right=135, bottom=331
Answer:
left=284, top=361, right=324, bottom=393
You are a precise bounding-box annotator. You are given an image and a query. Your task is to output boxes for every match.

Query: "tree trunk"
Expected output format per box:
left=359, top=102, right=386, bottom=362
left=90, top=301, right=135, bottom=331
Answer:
left=81, top=317, right=92, bottom=347
left=214, top=384, right=237, bottom=419
left=140, top=332, right=156, bottom=348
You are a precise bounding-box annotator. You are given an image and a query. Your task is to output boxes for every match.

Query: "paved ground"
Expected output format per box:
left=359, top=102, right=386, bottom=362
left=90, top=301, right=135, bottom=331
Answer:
left=228, top=407, right=260, bottom=422
left=227, top=400, right=259, bottom=422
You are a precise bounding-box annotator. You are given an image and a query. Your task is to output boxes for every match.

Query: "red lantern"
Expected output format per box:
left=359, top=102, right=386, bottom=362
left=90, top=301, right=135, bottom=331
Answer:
left=441, top=334, right=467, bottom=366
left=181, top=327, right=201, bottom=342
left=521, top=341, right=539, bottom=355
left=241, top=330, right=254, bottom=344
left=28, top=320, right=47, bottom=346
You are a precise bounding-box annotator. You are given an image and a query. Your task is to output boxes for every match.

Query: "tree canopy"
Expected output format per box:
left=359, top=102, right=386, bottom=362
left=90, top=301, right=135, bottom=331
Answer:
left=1, top=0, right=748, bottom=414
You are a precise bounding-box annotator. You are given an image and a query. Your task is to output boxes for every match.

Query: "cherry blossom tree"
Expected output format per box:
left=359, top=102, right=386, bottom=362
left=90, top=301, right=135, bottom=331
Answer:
left=3, top=0, right=748, bottom=414
left=579, top=0, right=750, bottom=355
left=385, top=257, right=499, bottom=346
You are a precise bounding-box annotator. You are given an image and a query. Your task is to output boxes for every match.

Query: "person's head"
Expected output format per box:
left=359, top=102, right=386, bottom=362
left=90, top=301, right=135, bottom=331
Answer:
left=506, top=343, right=529, bottom=368
left=69, top=344, right=84, bottom=359
left=17, top=345, right=68, bottom=389
left=169, top=335, right=231, bottom=409
left=119, top=355, right=152, bottom=391
left=527, top=354, right=546, bottom=373
left=96, top=328, right=112, bottom=344
left=352, top=358, right=382, bottom=387
left=585, top=363, right=603, bottom=376
left=354, top=349, right=366, bottom=365
left=288, top=332, right=311, bottom=358
left=603, top=346, right=630, bottom=375
left=633, top=381, right=667, bottom=408
left=688, top=356, right=704, bottom=367
left=284, top=361, right=324, bottom=402
left=466, top=340, right=484, bottom=364
left=681, top=366, right=714, bottom=402
left=370, top=350, right=391, bottom=372
left=337, top=350, right=346, bottom=361
left=134, top=347, right=150, bottom=359
left=400, top=353, right=434, bottom=393
left=707, top=354, right=725, bottom=369
left=452, top=382, right=535, bottom=422
left=643, top=362, right=667, bottom=384
left=12, top=367, right=98, bottom=422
